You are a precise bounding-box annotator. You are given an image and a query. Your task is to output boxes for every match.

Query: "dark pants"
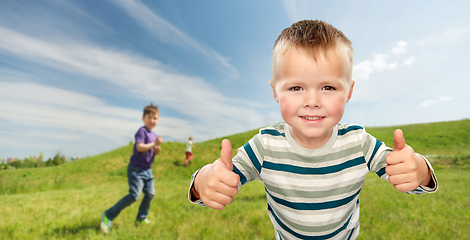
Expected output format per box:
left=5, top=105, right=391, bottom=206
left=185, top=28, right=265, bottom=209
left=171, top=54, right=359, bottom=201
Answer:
left=105, top=164, right=155, bottom=221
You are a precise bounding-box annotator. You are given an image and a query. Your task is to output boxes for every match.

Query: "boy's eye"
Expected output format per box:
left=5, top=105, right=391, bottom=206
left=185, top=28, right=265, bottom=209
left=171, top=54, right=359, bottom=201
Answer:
left=322, top=86, right=335, bottom=91
left=290, top=86, right=303, bottom=91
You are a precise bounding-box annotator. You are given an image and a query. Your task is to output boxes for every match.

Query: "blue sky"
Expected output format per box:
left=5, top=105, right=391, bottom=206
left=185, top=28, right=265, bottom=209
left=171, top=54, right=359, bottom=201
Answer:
left=1, top=0, right=469, bottom=160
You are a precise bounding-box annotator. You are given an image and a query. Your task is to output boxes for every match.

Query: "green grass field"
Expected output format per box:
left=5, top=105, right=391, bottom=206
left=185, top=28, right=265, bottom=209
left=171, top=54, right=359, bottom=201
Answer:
left=1, top=119, right=469, bottom=239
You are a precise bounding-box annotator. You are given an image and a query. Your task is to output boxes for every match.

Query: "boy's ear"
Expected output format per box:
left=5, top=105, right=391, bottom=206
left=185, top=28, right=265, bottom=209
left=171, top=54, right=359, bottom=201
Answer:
left=270, top=80, right=279, bottom=103
left=346, top=80, right=355, bottom=103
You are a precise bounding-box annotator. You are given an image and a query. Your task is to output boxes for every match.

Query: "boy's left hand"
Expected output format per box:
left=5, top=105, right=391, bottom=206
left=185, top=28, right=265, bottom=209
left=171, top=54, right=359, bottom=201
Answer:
left=154, top=136, right=163, bottom=155
left=155, top=136, right=163, bottom=145
left=385, top=129, right=431, bottom=192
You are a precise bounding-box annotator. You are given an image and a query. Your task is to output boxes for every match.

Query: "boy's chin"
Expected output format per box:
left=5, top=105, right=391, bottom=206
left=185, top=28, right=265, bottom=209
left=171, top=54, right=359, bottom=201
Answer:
left=290, top=125, right=334, bottom=140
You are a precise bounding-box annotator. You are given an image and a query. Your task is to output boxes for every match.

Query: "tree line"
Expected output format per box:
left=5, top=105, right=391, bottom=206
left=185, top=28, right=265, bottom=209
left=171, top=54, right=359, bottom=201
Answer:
left=0, top=152, right=79, bottom=170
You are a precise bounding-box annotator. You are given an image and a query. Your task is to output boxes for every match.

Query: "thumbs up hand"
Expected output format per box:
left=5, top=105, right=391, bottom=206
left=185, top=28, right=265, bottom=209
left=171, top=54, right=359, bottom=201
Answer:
left=193, top=139, right=240, bottom=210
left=385, top=129, right=431, bottom=192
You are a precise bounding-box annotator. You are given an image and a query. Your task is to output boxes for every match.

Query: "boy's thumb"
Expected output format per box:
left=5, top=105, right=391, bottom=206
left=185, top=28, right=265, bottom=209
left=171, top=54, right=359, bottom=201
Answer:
left=220, top=139, right=233, bottom=170
left=393, top=129, right=406, bottom=151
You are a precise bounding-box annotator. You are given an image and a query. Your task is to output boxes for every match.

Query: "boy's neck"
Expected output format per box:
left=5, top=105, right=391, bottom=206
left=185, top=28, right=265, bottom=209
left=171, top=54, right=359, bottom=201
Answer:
left=288, top=126, right=333, bottom=149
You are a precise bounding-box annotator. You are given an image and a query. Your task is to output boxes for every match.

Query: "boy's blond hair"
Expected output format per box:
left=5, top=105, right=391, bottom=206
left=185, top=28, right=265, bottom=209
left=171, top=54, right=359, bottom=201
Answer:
left=143, top=103, right=159, bottom=117
left=271, top=20, right=353, bottom=83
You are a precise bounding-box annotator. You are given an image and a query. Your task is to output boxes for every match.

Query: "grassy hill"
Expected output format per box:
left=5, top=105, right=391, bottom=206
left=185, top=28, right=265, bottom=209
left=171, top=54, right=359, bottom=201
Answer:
left=0, top=119, right=469, bottom=239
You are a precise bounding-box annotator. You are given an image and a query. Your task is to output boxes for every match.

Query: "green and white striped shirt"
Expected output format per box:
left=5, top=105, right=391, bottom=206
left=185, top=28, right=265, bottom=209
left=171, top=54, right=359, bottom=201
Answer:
left=190, top=123, right=438, bottom=239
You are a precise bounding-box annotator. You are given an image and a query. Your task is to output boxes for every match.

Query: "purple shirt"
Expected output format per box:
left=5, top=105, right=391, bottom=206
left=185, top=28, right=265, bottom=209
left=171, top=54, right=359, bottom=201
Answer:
left=129, top=126, right=158, bottom=169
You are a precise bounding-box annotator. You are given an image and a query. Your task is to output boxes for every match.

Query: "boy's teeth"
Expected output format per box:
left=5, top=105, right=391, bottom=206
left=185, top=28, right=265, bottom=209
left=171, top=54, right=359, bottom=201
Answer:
left=304, top=116, right=322, bottom=120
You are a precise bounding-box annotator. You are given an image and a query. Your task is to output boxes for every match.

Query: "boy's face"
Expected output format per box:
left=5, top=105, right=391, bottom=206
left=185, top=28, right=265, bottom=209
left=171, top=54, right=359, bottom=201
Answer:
left=270, top=48, right=354, bottom=149
left=143, top=112, right=159, bottom=131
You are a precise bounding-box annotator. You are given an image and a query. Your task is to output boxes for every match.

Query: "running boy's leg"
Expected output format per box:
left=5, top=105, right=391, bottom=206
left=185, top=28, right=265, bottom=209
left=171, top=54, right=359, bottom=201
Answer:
left=105, top=164, right=144, bottom=221
left=136, top=168, right=155, bottom=221
left=184, top=152, right=190, bottom=166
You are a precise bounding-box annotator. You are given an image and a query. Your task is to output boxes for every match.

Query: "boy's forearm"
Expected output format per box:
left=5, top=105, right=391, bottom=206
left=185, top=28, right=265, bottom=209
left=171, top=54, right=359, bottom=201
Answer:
left=417, top=153, right=432, bottom=187
left=136, top=136, right=163, bottom=153
left=192, top=166, right=204, bottom=200
left=136, top=142, right=157, bottom=152
left=191, top=164, right=210, bottom=200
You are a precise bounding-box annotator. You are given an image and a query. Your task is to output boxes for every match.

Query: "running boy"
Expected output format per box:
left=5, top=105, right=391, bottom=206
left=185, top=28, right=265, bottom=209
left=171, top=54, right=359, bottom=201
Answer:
left=188, top=20, right=438, bottom=239
left=184, top=136, right=195, bottom=166
left=101, top=103, right=163, bottom=234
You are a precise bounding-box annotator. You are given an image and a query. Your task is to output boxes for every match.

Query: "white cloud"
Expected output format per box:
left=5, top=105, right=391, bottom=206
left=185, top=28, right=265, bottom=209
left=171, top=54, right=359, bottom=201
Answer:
left=0, top=81, right=140, bottom=157
left=420, top=100, right=438, bottom=107
left=0, top=81, right=174, bottom=137
left=420, top=96, right=452, bottom=107
left=403, top=56, right=415, bottom=66
left=392, top=41, right=407, bottom=54
left=353, top=41, right=419, bottom=80
left=112, top=0, right=238, bottom=78
left=353, top=54, right=397, bottom=80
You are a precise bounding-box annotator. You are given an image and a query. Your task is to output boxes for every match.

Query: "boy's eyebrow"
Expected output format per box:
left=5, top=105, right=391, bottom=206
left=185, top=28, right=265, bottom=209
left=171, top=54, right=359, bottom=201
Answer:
left=318, top=79, right=351, bottom=88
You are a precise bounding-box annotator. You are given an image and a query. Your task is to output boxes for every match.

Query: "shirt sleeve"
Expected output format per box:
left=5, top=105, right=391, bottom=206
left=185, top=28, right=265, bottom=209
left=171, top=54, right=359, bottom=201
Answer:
left=362, top=131, right=392, bottom=179
left=231, top=133, right=264, bottom=186
left=134, top=127, right=146, bottom=143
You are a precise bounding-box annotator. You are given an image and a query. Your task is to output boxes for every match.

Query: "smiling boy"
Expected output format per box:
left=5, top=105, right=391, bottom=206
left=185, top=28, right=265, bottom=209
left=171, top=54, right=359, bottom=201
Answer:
left=188, top=20, right=438, bottom=239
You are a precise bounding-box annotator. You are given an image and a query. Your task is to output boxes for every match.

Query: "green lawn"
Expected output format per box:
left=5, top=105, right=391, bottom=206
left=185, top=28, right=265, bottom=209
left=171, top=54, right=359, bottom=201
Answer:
left=1, top=119, right=469, bottom=239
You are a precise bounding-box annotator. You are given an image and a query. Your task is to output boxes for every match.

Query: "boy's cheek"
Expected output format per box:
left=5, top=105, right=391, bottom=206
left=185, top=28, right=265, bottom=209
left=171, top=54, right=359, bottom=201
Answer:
left=279, top=101, right=295, bottom=113
left=330, top=103, right=346, bottom=117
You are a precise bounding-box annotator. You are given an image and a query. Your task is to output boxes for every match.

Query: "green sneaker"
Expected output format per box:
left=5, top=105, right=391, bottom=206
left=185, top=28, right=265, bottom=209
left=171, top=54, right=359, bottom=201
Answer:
left=100, top=212, right=112, bottom=234
left=134, top=219, right=154, bottom=226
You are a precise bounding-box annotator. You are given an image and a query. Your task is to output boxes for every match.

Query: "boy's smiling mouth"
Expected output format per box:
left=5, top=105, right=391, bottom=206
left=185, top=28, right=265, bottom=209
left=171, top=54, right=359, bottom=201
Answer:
left=302, top=116, right=324, bottom=121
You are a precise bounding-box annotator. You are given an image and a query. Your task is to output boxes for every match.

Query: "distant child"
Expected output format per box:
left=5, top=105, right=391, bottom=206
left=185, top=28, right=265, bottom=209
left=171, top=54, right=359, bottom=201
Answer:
left=188, top=20, right=438, bottom=239
left=101, top=103, right=163, bottom=234
left=184, top=136, right=195, bottom=166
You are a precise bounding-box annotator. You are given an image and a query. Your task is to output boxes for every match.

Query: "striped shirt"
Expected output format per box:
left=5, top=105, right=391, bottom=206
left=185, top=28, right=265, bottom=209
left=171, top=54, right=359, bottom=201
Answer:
left=189, top=123, right=438, bottom=240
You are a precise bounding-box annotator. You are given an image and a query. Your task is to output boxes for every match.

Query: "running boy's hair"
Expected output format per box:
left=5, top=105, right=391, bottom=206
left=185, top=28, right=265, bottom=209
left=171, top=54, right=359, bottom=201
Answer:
left=143, top=103, right=159, bottom=116
left=271, top=19, right=354, bottom=83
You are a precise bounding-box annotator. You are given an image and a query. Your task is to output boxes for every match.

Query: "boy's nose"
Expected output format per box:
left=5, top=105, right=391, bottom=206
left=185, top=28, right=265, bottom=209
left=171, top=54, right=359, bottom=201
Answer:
left=304, top=92, right=320, bottom=108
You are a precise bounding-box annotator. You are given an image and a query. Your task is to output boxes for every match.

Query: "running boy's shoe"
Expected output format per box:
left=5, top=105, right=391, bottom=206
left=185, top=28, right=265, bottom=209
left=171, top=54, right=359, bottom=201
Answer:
left=100, top=212, right=112, bottom=234
left=134, top=219, right=154, bottom=226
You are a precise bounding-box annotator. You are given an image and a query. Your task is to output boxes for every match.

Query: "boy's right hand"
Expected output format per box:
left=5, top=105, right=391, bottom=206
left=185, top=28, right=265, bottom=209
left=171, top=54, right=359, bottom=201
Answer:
left=193, top=139, right=240, bottom=210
